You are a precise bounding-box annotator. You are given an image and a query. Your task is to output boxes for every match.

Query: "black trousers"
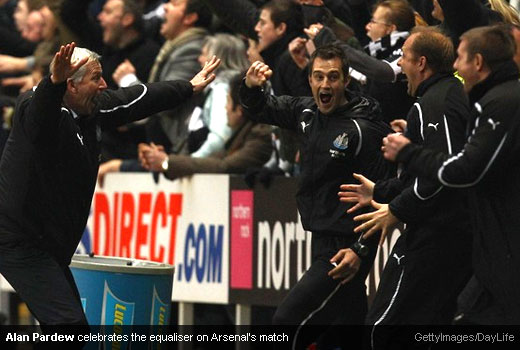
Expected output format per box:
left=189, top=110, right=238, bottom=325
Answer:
left=273, top=233, right=377, bottom=349
left=366, top=228, right=472, bottom=350
left=0, top=233, right=88, bottom=332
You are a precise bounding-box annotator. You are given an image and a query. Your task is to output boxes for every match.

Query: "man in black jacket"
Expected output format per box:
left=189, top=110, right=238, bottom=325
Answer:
left=383, top=25, right=520, bottom=325
left=341, top=27, right=473, bottom=347
left=240, top=44, right=394, bottom=348
left=0, top=43, right=219, bottom=334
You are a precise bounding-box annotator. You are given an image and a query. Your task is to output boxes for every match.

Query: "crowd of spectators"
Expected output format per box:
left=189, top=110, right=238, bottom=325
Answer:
left=2, top=0, right=520, bottom=178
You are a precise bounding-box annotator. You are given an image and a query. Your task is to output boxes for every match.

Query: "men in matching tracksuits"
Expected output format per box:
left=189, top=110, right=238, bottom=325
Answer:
left=384, top=25, right=520, bottom=325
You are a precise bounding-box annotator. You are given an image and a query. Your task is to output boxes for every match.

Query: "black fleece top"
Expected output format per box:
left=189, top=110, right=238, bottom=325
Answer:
left=240, top=82, right=395, bottom=235
left=0, top=76, right=193, bottom=264
left=397, top=61, right=520, bottom=324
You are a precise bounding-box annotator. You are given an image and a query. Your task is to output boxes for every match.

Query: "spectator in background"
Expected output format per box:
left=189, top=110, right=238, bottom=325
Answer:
left=126, top=72, right=272, bottom=183
left=436, top=0, right=504, bottom=47
left=21, top=8, right=44, bottom=42
left=0, top=0, right=37, bottom=57
left=99, top=32, right=252, bottom=180
left=188, top=34, right=251, bottom=157
left=60, top=0, right=160, bottom=89
left=203, top=0, right=307, bottom=174
left=140, top=0, right=168, bottom=45
left=0, top=0, right=78, bottom=93
left=100, top=0, right=211, bottom=169
left=361, top=0, right=416, bottom=124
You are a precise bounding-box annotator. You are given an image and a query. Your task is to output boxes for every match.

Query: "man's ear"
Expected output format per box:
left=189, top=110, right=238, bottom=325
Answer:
left=344, top=75, right=351, bottom=88
left=275, top=22, right=287, bottom=37
left=183, top=12, right=198, bottom=27
left=418, top=56, right=427, bottom=72
left=474, top=53, right=485, bottom=72
left=121, top=13, right=134, bottom=28
left=67, top=78, right=77, bottom=94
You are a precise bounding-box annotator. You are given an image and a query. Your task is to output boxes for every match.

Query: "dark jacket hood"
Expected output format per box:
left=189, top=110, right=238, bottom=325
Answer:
left=330, top=89, right=383, bottom=122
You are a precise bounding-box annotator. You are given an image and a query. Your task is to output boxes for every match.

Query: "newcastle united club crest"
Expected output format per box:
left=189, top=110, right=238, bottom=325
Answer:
left=333, top=132, right=349, bottom=150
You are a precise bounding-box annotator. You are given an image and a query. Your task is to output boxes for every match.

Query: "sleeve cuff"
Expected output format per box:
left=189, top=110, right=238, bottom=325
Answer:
left=119, top=73, right=139, bottom=87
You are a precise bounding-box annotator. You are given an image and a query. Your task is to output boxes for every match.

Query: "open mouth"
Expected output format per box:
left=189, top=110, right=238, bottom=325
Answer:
left=319, top=92, right=332, bottom=104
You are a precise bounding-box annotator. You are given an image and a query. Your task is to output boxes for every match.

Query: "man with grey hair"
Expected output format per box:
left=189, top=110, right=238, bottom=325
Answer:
left=0, top=43, right=219, bottom=335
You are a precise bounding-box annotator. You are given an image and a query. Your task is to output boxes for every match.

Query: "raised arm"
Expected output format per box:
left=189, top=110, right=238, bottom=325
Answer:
left=239, top=61, right=305, bottom=130
left=314, top=26, right=398, bottom=82
left=21, top=43, right=88, bottom=142
left=97, top=56, right=221, bottom=128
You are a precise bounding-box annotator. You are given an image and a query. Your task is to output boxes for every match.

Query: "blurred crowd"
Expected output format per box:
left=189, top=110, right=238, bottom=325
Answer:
left=0, top=0, right=517, bottom=184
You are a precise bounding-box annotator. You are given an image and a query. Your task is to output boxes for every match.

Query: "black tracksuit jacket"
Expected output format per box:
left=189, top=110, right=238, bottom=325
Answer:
left=240, top=83, right=395, bottom=236
left=375, top=74, right=472, bottom=242
left=0, top=76, right=193, bottom=265
left=397, top=61, right=520, bottom=324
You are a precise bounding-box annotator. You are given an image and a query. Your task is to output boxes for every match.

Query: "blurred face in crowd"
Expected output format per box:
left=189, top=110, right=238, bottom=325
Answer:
left=254, top=9, right=286, bottom=52
left=22, top=10, right=44, bottom=42
left=247, top=39, right=263, bottom=64
left=308, top=57, right=348, bottom=115
left=161, top=0, right=190, bottom=40
left=67, top=61, right=108, bottom=115
left=366, top=6, right=394, bottom=42
left=432, top=0, right=444, bottom=22
left=454, top=39, right=480, bottom=92
left=97, top=0, right=126, bottom=46
left=198, top=44, right=209, bottom=68
left=14, top=0, right=29, bottom=32
left=226, top=93, right=243, bottom=129
left=39, top=6, right=57, bottom=41
left=398, top=34, right=422, bottom=96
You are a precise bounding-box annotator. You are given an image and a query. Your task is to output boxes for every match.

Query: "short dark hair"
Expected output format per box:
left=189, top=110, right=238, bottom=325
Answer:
left=122, top=0, right=144, bottom=32
left=186, top=0, right=212, bottom=29
left=460, top=25, right=516, bottom=70
left=376, top=0, right=415, bottom=32
left=409, top=26, right=455, bottom=74
left=228, top=71, right=245, bottom=109
left=308, top=44, right=350, bottom=79
left=261, top=0, right=303, bottom=36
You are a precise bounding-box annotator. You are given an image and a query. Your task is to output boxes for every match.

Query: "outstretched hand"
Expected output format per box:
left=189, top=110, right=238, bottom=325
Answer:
left=245, top=61, right=273, bottom=88
left=353, top=201, right=400, bottom=245
left=339, top=173, right=375, bottom=214
left=50, top=43, right=88, bottom=84
left=190, top=55, right=221, bottom=93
